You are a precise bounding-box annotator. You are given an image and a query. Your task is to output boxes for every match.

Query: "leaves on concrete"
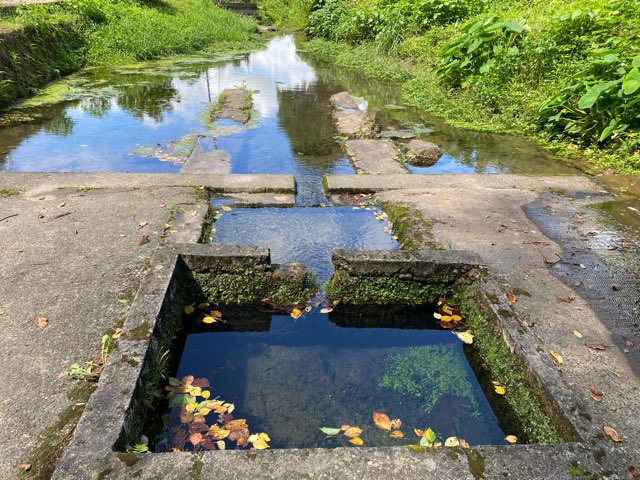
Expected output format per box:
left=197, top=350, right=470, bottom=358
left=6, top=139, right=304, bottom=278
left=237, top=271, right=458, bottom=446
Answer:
left=603, top=425, right=622, bottom=443
left=505, top=435, right=518, bottom=444
left=37, top=316, right=48, bottom=329
left=549, top=351, right=563, bottom=365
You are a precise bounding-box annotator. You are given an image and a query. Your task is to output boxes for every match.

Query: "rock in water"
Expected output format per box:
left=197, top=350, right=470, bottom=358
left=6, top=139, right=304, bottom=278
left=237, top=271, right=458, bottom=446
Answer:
left=405, top=139, right=442, bottom=167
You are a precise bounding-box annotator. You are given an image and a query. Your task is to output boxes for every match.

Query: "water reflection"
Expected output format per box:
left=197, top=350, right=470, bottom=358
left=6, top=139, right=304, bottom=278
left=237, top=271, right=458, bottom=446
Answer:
left=0, top=34, right=578, bottom=177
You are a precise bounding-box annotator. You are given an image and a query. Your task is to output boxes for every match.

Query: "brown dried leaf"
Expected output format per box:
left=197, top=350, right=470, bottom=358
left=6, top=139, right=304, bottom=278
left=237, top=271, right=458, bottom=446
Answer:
left=228, top=428, right=249, bottom=442
left=340, top=425, right=351, bottom=431
left=189, top=423, right=209, bottom=434
left=585, top=342, right=606, bottom=350
left=19, top=464, right=31, bottom=472
left=506, top=292, right=517, bottom=303
left=200, top=438, right=216, bottom=450
left=37, top=317, right=48, bottom=328
left=608, top=404, right=617, bottom=411
left=592, top=395, right=602, bottom=402
left=189, top=433, right=203, bottom=446
left=590, top=385, right=603, bottom=396
left=182, top=375, right=194, bottom=386
left=137, top=234, right=150, bottom=246
left=343, top=427, right=363, bottom=438
left=459, top=439, right=470, bottom=449
left=390, top=419, right=402, bottom=430
left=224, top=419, right=248, bottom=431
left=389, top=430, right=404, bottom=439
left=372, top=411, right=392, bottom=431
left=603, top=425, right=622, bottom=443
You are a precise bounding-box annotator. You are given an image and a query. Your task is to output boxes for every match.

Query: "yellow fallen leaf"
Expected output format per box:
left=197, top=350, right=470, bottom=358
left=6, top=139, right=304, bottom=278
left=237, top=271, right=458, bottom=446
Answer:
left=227, top=404, right=235, bottom=414
left=573, top=330, right=583, bottom=338
left=216, top=440, right=226, bottom=450
left=456, top=330, right=474, bottom=344
left=184, top=305, right=195, bottom=314
left=451, top=315, right=463, bottom=322
left=494, top=385, right=506, bottom=395
left=433, top=313, right=442, bottom=320
left=112, top=328, right=122, bottom=339
left=252, top=437, right=269, bottom=449
left=442, top=305, right=453, bottom=315
left=444, top=436, right=459, bottom=447
left=389, top=430, right=403, bottom=439
left=550, top=351, right=563, bottom=365
left=414, top=428, right=424, bottom=437
left=199, top=408, right=211, bottom=416
left=221, top=205, right=232, bottom=211
left=201, top=390, right=210, bottom=399
left=290, top=308, right=302, bottom=320
left=202, top=316, right=217, bottom=324
left=259, top=432, right=271, bottom=442
left=37, top=317, right=48, bottom=329
left=185, top=403, right=196, bottom=413
left=304, top=306, right=312, bottom=312
left=349, top=437, right=364, bottom=446
left=344, top=427, right=363, bottom=438
left=505, top=435, right=517, bottom=444
left=372, top=411, right=392, bottom=431
left=332, top=300, right=340, bottom=307
left=320, top=307, right=333, bottom=314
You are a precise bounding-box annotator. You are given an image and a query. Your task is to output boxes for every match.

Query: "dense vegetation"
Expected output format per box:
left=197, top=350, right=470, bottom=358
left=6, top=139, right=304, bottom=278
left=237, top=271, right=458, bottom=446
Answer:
left=0, top=0, right=257, bottom=106
left=258, top=0, right=640, bottom=173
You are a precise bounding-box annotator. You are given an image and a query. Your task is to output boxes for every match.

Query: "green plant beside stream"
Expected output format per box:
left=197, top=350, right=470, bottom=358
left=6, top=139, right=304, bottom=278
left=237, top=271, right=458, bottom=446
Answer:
left=264, top=0, right=640, bottom=173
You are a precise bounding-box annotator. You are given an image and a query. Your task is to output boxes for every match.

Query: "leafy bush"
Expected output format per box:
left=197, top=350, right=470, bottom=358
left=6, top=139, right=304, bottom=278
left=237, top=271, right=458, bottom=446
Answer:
left=434, top=17, right=529, bottom=87
left=383, top=0, right=486, bottom=32
left=307, top=0, right=348, bottom=41
left=540, top=52, right=640, bottom=146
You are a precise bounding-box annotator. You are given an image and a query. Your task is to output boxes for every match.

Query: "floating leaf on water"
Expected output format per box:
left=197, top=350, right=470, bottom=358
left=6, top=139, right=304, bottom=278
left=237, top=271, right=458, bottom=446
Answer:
left=198, top=303, right=210, bottom=309
left=505, top=435, right=517, bottom=444
left=344, top=427, right=363, bottom=438
left=425, top=428, right=436, bottom=443
left=340, top=425, right=351, bottom=431
left=456, top=331, right=474, bottom=344
left=390, top=419, right=402, bottom=430
left=419, top=436, right=431, bottom=447
left=227, top=404, right=235, bottom=414
left=304, top=306, right=312, bottom=313
left=372, top=411, right=392, bottom=431
left=259, top=433, right=271, bottom=442
left=603, top=425, right=622, bottom=443
left=225, top=419, right=248, bottom=431
left=459, top=439, right=470, bottom=448
left=184, top=305, right=195, bottom=314
left=433, top=312, right=442, bottom=320
left=349, top=437, right=364, bottom=446
left=290, top=308, right=303, bottom=320
left=320, top=307, right=333, bottom=314
left=189, top=423, right=209, bottom=434
left=252, top=437, right=270, bottom=450
left=189, top=433, right=203, bottom=446
left=390, top=430, right=404, bottom=439
left=319, top=427, right=341, bottom=436
left=202, top=316, right=217, bottom=324
left=201, top=390, right=210, bottom=400
left=494, top=385, right=506, bottom=395
left=211, top=310, right=223, bottom=319
left=444, top=436, right=459, bottom=447
left=192, top=378, right=209, bottom=388
left=414, top=428, right=424, bottom=437
left=209, top=425, right=231, bottom=440
left=198, top=408, right=211, bottom=416
left=550, top=351, right=563, bottom=365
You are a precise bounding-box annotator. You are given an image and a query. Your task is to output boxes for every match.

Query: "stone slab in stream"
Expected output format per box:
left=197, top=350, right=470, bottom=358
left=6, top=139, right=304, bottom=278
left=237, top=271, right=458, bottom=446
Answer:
left=211, top=88, right=252, bottom=124
left=180, top=148, right=231, bottom=174
left=345, top=139, right=407, bottom=174
left=329, top=91, right=374, bottom=138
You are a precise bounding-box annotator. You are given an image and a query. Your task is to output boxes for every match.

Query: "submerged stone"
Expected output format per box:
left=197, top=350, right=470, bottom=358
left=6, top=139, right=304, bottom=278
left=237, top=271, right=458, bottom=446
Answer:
left=345, top=139, right=407, bottom=174
left=379, top=129, right=417, bottom=139
left=180, top=148, right=231, bottom=174
left=329, top=91, right=374, bottom=138
left=329, top=91, right=360, bottom=111
left=405, top=139, right=442, bottom=167
left=211, top=88, right=252, bottom=124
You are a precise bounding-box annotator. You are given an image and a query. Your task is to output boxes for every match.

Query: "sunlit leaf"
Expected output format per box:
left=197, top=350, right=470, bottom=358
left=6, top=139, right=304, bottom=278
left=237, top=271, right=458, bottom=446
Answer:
left=319, top=427, right=341, bottom=436
left=390, top=419, right=402, bottom=430
left=419, top=436, right=431, bottom=447
left=224, top=419, right=248, bottom=431
left=227, top=404, right=235, bottom=414
left=451, top=315, right=463, bottom=322
left=505, top=435, right=517, bottom=444
left=573, top=330, right=582, bottom=338
left=340, top=425, right=351, bottom=431
left=425, top=428, right=436, bottom=443
left=372, top=411, right=392, bottom=431
left=259, top=433, right=271, bottom=442
left=290, top=308, right=303, bottom=320
left=252, top=436, right=270, bottom=449
left=506, top=292, right=517, bottom=303
left=202, top=316, right=217, bottom=324
left=433, top=313, right=442, bottom=320
left=390, top=430, right=404, bottom=439
left=211, top=310, right=223, bottom=319
left=444, top=436, right=459, bottom=447
left=456, top=331, right=474, bottom=344
left=320, top=307, right=333, bottom=314
left=550, top=351, right=563, bottom=365
left=210, top=425, right=231, bottom=440
left=184, top=305, right=195, bottom=314
left=216, top=440, right=226, bottom=450
left=344, top=427, right=363, bottom=438
left=221, top=205, right=232, bottom=211
left=201, top=390, right=210, bottom=400
left=494, top=385, right=506, bottom=395
left=304, top=306, right=312, bottom=312
left=414, top=428, right=424, bottom=437
left=189, top=433, right=203, bottom=446
left=442, top=305, right=453, bottom=315
left=349, top=437, right=364, bottom=445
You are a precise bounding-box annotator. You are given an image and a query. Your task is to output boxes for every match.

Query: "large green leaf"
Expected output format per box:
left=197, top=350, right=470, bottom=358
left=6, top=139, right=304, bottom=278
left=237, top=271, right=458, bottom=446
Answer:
left=598, top=119, right=618, bottom=142
left=577, top=81, right=619, bottom=109
left=622, top=68, right=640, bottom=95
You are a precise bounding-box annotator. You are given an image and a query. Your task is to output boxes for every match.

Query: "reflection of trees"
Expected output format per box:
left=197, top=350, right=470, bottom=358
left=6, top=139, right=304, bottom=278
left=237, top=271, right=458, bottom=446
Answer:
left=80, top=96, right=111, bottom=118
left=42, top=113, right=74, bottom=137
left=116, top=79, right=178, bottom=122
left=277, top=81, right=343, bottom=170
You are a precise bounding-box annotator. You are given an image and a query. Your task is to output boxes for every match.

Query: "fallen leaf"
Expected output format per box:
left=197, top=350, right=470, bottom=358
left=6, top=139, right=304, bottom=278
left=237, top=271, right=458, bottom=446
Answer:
left=459, top=439, right=470, bottom=449
left=390, top=430, right=404, bottom=439
left=590, top=386, right=603, bottom=396
left=209, top=425, right=230, bottom=440
left=573, top=330, right=582, bottom=338
left=550, top=351, right=563, bottom=365
left=189, top=433, right=203, bottom=446
left=372, top=411, right=392, bottom=431
left=612, top=371, right=621, bottom=378
left=320, top=307, right=333, bottom=314
left=201, top=390, right=210, bottom=400
left=184, top=305, right=195, bottom=314
left=424, top=428, right=436, bottom=443
left=290, top=308, right=302, bottom=320
left=592, top=395, right=602, bottom=402
left=505, top=435, right=517, bottom=444
left=224, top=419, right=248, bottom=431
left=456, top=331, right=474, bottom=344
left=390, top=419, right=402, bottom=430
left=19, top=464, right=31, bottom=472
left=137, top=234, right=150, bottom=246
left=349, top=437, right=364, bottom=445
left=138, top=221, right=148, bottom=229
left=221, top=205, right=232, bottom=211
left=216, top=440, right=226, bottom=450
left=112, top=328, right=122, bottom=339
left=628, top=466, right=638, bottom=478
left=319, top=427, right=341, bottom=436
left=211, top=310, right=223, bottom=319
left=444, top=436, right=459, bottom=447
left=603, top=425, right=622, bottom=443
left=37, top=316, right=48, bottom=328
left=506, top=292, right=517, bottom=303
left=585, top=342, right=606, bottom=350
left=344, top=427, right=363, bottom=438
left=414, top=428, right=424, bottom=437
left=202, top=316, right=217, bottom=324
left=609, top=404, right=617, bottom=411
left=611, top=284, right=621, bottom=291
left=494, top=385, right=506, bottom=395
left=340, top=425, right=350, bottom=431
left=189, top=423, right=209, bottom=434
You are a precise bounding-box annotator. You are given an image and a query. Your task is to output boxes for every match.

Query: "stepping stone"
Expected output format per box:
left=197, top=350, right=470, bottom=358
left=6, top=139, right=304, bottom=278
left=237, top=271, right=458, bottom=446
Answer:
left=345, top=139, right=407, bottom=174
left=211, top=88, right=252, bottom=124
left=329, top=91, right=375, bottom=139
left=180, top=148, right=231, bottom=174
left=405, top=140, right=442, bottom=167
left=379, top=128, right=416, bottom=139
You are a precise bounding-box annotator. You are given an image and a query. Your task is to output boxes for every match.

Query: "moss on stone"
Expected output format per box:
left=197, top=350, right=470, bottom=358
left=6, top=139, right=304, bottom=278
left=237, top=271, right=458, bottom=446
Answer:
left=325, top=270, right=450, bottom=305
left=0, top=187, right=23, bottom=197
left=380, top=201, right=442, bottom=251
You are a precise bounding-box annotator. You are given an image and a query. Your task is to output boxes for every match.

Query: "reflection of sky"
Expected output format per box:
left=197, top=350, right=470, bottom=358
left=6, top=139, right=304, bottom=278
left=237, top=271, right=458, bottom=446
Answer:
left=0, top=36, right=317, bottom=173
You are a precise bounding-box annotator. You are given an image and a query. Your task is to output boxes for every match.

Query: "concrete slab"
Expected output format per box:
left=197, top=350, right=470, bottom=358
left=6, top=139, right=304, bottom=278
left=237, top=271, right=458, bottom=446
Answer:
left=180, top=149, right=231, bottom=175
left=163, top=202, right=209, bottom=244
left=333, top=110, right=375, bottom=139
left=344, top=139, right=407, bottom=175
left=0, top=172, right=296, bottom=193
left=211, top=88, right=252, bottom=124
left=216, top=192, right=297, bottom=207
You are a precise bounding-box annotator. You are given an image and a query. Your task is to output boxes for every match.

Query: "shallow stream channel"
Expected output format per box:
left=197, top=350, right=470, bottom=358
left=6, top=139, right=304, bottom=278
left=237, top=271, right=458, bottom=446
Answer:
left=1, top=35, right=589, bottom=454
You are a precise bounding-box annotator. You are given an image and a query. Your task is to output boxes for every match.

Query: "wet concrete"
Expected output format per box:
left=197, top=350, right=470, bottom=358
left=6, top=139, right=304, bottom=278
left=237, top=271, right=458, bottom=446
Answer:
left=344, top=139, right=407, bottom=174
left=180, top=149, right=231, bottom=174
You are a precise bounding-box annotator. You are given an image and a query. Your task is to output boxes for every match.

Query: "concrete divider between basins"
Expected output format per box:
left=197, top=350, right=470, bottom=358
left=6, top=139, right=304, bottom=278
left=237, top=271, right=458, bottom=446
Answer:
left=53, top=247, right=619, bottom=479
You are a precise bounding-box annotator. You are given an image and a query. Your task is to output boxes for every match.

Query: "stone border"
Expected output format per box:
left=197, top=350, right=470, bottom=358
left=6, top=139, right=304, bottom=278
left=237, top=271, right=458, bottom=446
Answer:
left=53, top=248, right=628, bottom=479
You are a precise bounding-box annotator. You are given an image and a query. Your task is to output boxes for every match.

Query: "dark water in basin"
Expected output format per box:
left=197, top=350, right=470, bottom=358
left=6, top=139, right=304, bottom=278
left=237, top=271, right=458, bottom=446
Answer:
left=0, top=35, right=580, bottom=185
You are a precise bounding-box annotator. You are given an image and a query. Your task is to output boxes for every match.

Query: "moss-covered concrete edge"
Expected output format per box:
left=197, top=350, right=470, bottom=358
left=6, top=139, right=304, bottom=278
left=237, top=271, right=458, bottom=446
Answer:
left=379, top=200, right=443, bottom=251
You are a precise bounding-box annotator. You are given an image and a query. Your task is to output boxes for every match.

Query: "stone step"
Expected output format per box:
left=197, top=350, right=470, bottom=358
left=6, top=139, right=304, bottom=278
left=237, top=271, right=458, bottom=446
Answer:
left=180, top=148, right=231, bottom=174
left=345, top=139, right=407, bottom=174
left=329, top=91, right=374, bottom=139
